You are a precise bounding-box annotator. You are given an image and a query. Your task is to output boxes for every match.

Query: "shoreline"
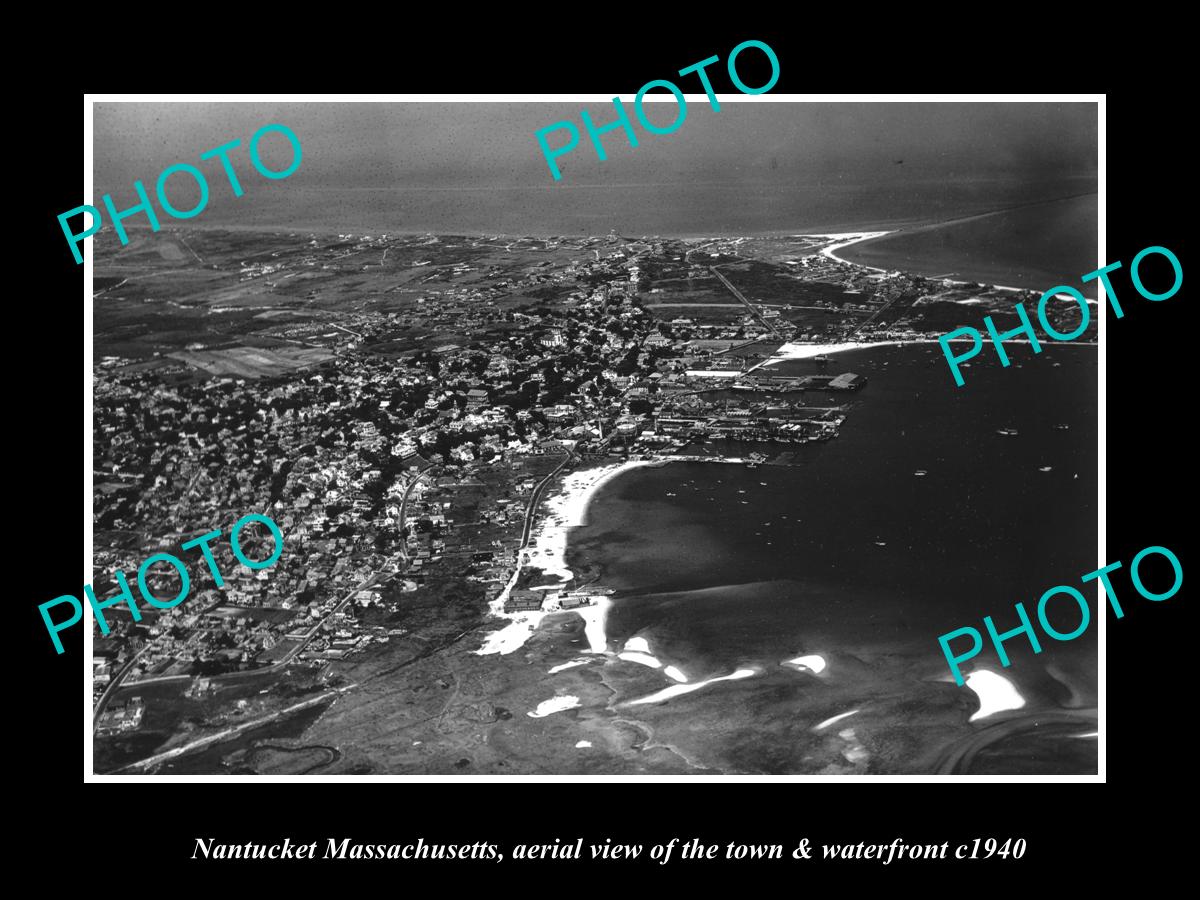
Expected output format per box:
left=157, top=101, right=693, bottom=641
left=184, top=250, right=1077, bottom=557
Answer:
left=479, top=383, right=1097, bottom=730
left=811, top=231, right=894, bottom=273
left=101, top=222, right=1092, bottom=300
left=825, top=230, right=1099, bottom=298
left=815, top=230, right=1050, bottom=294
left=546, top=457, right=1089, bottom=731
left=473, top=455, right=761, bottom=660
left=478, top=453, right=786, bottom=713
left=474, top=459, right=659, bottom=656
left=750, top=337, right=1097, bottom=369
left=814, top=228, right=1104, bottom=299
left=107, top=222, right=917, bottom=244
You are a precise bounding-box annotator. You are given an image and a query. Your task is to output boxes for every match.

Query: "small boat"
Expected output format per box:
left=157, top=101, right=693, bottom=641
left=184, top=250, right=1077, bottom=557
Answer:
left=1055, top=423, right=1070, bottom=430
left=996, top=428, right=1019, bottom=436
left=914, top=469, right=928, bottom=476
left=814, top=354, right=831, bottom=364
left=874, top=541, right=887, bottom=547
left=1038, top=466, right=1052, bottom=472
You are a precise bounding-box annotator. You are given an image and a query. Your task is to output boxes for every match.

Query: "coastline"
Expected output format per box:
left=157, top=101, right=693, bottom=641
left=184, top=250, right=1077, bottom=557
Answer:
left=749, top=337, right=1096, bottom=370
left=107, top=217, right=1090, bottom=302
left=475, top=459, right=657, bottom=656
left=547, top=339, right=1096, bottom=736
left=484, top=328, right=1096, bottom=751
left=473, top=455, right=760, bottom=666
left=810, top=231, right=894, bottom=272
left=815, top=230, right=1047, bottom=294
left=827, top=193, right=1099, bottom=295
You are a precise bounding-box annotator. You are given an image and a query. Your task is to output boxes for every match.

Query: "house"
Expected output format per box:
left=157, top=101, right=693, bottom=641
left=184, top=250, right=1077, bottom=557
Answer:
left=503, top=589, right=545, bottom=613
left=398, top=452, right=430, bottom=473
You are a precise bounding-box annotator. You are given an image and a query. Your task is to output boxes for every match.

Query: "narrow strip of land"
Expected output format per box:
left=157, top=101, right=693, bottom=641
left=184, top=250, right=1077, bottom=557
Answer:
left=113, top=684, right=356, bottom=773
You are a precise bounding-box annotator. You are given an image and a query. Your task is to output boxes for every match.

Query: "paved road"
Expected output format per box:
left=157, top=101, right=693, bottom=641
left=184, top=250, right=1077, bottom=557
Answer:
left=110, top=555, right=403, bottom=692
left=104, top=475, right=436, bottom=700
left=710, top=266, right=783, bottom=339
left=328, top=322, right=364, bottom=340
left=114, top=469, right=442, bottom=698
left=645, top=303, right=744, bottom=309
left=845, top=291, right=907, bottom=340
left=91, top=644, right=151, bottom=733
left=520, top=452, right=573, bottom=548
left=398, top=464, right=436, bottom=562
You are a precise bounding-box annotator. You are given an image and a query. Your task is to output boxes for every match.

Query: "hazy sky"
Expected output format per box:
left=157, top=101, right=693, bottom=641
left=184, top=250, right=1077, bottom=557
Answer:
left=94, top=101, right=1098, bottom=193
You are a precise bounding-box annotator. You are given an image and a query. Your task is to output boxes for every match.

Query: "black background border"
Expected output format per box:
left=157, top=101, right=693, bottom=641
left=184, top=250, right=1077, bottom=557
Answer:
left=18, top=23, right=1190, bottom=885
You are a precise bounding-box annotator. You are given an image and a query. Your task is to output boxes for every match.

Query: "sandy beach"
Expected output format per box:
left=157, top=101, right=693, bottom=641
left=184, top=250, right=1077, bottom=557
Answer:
left=809, top=230, right=1083, bottom=296
left=748, top=334, right=1093, bottom=371
left=475, top=459, right=656, bottom=656
left=748, top=338, right=964, bottom=370
left=809, top=231, right=893, bottom=270
left=474, top=457, right=756, bottom=710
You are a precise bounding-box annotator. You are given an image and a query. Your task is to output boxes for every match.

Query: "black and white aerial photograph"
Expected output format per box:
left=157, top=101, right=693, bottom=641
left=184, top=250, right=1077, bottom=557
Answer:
left=87, top=99, right=1099, bottom=777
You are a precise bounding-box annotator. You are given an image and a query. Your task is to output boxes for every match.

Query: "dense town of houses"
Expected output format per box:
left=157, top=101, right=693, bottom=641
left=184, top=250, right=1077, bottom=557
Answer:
left=92, top=231, right=1022, bottom=715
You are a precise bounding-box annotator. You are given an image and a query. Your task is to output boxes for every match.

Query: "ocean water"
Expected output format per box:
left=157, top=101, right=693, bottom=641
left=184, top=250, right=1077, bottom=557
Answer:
left=124, top=166, right=1103, bottom=300
left=95, top=101, right=1096, bottom=289
left=568, top=343, right=1098, bottom=774
left=178, top=176, right=1097, bottom=292
left=838, top=193, right=1099, bottom=292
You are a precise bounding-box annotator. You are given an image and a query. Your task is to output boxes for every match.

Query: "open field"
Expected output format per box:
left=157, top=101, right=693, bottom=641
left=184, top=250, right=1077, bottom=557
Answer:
left=166, top=346, right=335, bottom=378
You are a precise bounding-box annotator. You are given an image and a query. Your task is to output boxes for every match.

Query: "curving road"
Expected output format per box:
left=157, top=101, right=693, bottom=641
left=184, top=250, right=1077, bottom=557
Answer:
left=520, top=452, right=573, bottom=548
